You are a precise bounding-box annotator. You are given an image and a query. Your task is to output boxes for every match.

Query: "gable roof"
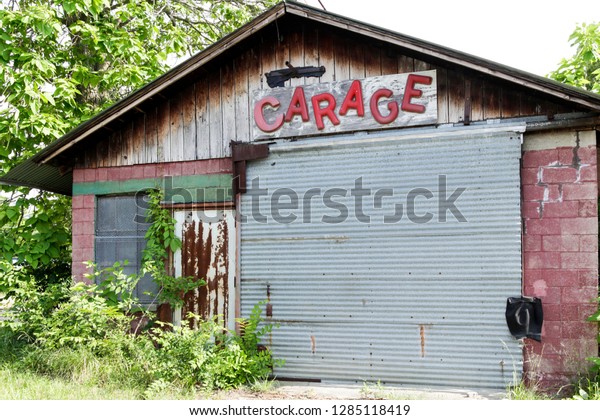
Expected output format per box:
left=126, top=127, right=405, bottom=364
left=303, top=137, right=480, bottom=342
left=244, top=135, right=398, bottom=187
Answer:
left=3, top=0, right=600, bottom=195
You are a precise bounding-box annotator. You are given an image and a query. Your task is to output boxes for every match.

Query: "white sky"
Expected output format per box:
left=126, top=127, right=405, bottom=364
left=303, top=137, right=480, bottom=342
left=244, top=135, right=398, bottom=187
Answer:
left=300, top=0, right=598, bottom=76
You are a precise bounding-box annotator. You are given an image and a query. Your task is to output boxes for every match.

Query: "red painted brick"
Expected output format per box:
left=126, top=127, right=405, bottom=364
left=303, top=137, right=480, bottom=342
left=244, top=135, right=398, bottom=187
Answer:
left=96, top=168, right=108, bottom=182
left=524, top=268, right=542, bottom=282
left=117, top=166, right=133, bottom=181
left=526, top=337, right=562, bottom=357
left=106, top=167, right=120, bottom=181
left=72, top=234, right=94, bottom=250
left=523, top=234, right=542, bottom=251
left=542, top=286, right=562, bottom=304
left=580, top=303, right=600, bottom=319
left=76, top=207, right=95, bottom=222
left=72, top=262, right=93, bottom=284
left=163, top=162, right=183, bottom=177
left=181, top=161, right=197, bottom=176
left=560, top=218, right=598, bottom=234
left=525, top=252, right=561, bottom=269
left=218, top=158, right=233, bottom=172
left=131, top=165, right=145, bottom=180
left=543, top=304, right=562, bottom=321
left=72, top=247, right=94, bottom=264
left=577, top=146, right=596, bottom=165
left=143, top=164, right=157, bottom=178
left=542, top=321, right=562, bottom=338
left=561, top=252, right=598, bottom=269
left=542, top=201, right=579, bottom=218
left=521, top=167, right=540, bottom=185
left=72, top=195, right=85, bottom=209
left=578, top=165, right=597, bottom=182
left=558, top=147, right=575, bottom=166
left=83, top=169, right=96, bottom=182
left=155, top=163, right=166, bottom=177
left=561, top=305, right=580, bottom=321
left=82, top=194, right=95, bottom=209
left=526, top=218, right=561, bottom=235
left=541, top=167, right=578, bottom=184
left=546, top=185, right=561, bottom=202
left=579, top=235, right=598, bottom=252
left=522, top=185, right=546, bottom=201
left=540, top=269, right=578, bottom=287
left=578, top=270, right=599, bottom=287
left=206, top=158, right=232, bottom=174
left=73, top=169, right=85, bottom=183
left=562, top=183, right=597, bottom=200
left=542, top=235, right=579, bottom=252
left=540, top=355, right=570, bottom=375
left=578, top=199, right=597, bottom=217
left=562, top=338, right=598, bottom=361
left=562, top=321, right=597, bottom=339
left=522, top=149, right=559, bottom=168
left=562, top=287, right=598, bottom=304
left=207, top=159, right=222, bottom=174
left=522, top=202, right=541, bottom=219
left=72, top=221, right=94, bottom=237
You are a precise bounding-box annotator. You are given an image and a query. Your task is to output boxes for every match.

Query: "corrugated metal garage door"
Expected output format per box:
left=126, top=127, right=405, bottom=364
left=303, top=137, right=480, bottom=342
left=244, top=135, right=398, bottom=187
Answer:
left=240, top=129, right=523, bottom=389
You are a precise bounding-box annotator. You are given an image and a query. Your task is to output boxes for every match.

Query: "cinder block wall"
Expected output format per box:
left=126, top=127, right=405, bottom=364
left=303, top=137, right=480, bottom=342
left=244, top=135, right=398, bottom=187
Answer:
left=70, top=159, right=233, bottom=282
left=71, top=194, right=95, bottom=283
left=521, top=130, right=599, bottom=390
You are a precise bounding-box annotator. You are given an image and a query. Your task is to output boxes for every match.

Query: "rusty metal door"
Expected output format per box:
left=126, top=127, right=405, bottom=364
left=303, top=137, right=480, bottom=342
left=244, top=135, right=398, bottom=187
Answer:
left=173, top=209, right=236, bottom=329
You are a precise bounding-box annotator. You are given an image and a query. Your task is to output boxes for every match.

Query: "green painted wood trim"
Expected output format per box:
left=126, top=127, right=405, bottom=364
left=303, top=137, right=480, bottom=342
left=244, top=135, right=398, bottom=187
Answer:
left=73, top=174, right=233, bottom=203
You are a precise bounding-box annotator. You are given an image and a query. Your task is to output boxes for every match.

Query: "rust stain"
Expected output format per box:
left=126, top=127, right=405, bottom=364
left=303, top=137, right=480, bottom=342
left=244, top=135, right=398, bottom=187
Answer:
left=266, top=284, right=272, bottom=317
left=181, top=212, right=230, bottom=329
left=419, top=324, right=433, bottom=358
left=213, top=217, right=229, bottom=326
left=310, top=335, right=316, bottom=354
left=419, top=325, right=426, bottom=358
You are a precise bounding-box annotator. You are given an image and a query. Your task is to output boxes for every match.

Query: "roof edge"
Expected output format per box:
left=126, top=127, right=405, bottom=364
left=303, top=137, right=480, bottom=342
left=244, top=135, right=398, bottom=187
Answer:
left=283, top=1, right=600, bottom=111
left=33, top=0, right=600, bottom=165
left=36, top=1, right=288, bottom=164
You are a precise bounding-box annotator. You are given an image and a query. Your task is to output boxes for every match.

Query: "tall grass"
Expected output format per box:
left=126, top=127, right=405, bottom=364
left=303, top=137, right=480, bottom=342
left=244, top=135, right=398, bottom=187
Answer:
left=0, top=367, right=141, bottom=400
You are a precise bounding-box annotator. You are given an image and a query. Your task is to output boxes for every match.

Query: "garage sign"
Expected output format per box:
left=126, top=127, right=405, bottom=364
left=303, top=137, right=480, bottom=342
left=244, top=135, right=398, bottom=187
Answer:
left=253, top=70, right=437, bottom=140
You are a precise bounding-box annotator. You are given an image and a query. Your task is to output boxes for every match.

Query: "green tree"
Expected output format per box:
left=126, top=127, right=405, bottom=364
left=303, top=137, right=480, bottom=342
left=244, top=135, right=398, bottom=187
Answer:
left=550, top=22, right=600, bottom=93
left=0, top=0, right=276, bottom=286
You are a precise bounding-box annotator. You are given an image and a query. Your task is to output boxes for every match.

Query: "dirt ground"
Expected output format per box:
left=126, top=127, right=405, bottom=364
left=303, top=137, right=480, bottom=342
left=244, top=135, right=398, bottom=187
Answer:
left=212, top=381, right=505, bottom=400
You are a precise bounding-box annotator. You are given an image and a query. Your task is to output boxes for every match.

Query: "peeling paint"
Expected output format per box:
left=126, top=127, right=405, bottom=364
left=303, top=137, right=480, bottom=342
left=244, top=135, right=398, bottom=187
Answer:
left=175, top=210, right=235, bottom=329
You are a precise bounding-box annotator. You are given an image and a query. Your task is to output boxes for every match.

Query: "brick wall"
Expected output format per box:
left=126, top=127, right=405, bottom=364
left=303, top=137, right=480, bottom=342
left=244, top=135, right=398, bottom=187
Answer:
left=71, top=159, right=233, bottom=282
left=71, top=194, right=95, bottom=283
left=72, top=159, right=232, bottom=183
left=522, top=130, right=599, bottom=390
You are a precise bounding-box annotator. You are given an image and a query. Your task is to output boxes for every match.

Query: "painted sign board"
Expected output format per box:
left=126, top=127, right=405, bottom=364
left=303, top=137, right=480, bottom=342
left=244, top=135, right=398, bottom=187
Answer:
left=252, top=70, right=437, bottom=140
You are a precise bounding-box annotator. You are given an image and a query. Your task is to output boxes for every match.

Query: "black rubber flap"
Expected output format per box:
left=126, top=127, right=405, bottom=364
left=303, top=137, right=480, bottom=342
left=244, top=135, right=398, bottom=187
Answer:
left=505, top=296, right=543, bottom=342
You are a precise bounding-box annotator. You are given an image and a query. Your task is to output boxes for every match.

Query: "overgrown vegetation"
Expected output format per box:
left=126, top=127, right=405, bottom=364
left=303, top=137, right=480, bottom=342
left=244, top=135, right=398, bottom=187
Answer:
left=141, top=188, right=204, bottom=308
left=0, top=262, right=278, bottom=398
left=0, top=0, right=278, bottom=292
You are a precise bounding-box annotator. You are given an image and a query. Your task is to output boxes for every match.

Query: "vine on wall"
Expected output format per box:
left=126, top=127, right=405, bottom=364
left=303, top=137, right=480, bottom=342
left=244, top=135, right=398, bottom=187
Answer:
left=142, top=189, right=204, bottom=308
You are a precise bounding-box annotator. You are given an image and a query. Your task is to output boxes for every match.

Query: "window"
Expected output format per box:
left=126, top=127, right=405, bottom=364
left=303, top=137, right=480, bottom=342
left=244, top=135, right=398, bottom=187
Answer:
left=95, top=194, right=158, bottom=304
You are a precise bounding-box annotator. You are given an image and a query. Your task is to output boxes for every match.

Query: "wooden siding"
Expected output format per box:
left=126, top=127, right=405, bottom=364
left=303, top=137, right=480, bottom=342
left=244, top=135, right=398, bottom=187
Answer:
left=80, top=22, right=579, bottom=169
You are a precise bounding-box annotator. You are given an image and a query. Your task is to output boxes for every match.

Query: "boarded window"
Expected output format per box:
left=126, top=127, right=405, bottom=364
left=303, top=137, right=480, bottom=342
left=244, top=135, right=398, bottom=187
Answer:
left=95, top=195, right=158, bottom=304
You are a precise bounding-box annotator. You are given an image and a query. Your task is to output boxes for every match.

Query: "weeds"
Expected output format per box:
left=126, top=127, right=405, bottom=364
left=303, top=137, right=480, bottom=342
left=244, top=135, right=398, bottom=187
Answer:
left=572, top=378, right=600, bottom=400
left=0, top=263, right=279, bottom=399
left=506, top=380, right=552, bottom=400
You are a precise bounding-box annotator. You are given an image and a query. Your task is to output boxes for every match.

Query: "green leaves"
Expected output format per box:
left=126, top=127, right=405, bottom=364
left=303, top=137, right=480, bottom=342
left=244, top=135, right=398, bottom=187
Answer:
left=550, top=22, right=600, bottom=93
left=141, top=188, right=203, bottom=308
left=1, top=0, right=276, bottom=283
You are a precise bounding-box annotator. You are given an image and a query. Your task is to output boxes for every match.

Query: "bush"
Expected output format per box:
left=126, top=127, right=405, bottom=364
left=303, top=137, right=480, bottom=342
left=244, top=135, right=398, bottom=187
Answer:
left=0, top=262, right=279, bottom=396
